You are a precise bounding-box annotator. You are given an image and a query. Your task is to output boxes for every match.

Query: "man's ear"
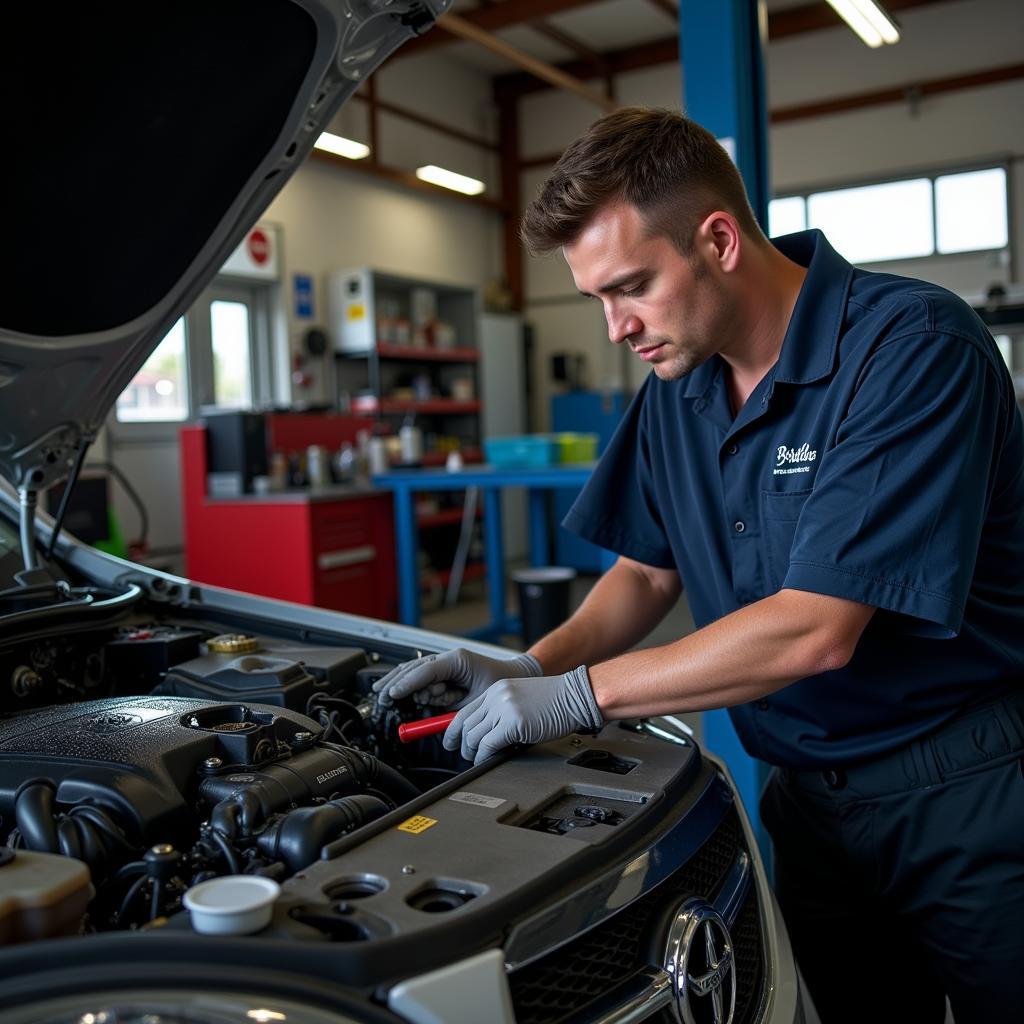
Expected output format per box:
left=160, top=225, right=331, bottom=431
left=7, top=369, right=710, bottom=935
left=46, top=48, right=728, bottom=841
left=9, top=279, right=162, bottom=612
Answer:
left=696, top=211, right=741, bottom=273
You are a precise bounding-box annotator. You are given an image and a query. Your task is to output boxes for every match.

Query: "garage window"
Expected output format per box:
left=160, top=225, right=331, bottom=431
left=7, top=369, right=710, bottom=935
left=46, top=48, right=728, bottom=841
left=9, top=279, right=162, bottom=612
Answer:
left=808, top=178, right=934, bottom=263
left=769, top=165, right=1009, bottom=265
left=115, top=318, right=189, bottom=422
left=113, top=281, right=268, bottom=433
left=767, top=196, right=807, bottom=237
left=935, top=168, right=1008, bottom=255
left=211, top=300, right=254, bottom=409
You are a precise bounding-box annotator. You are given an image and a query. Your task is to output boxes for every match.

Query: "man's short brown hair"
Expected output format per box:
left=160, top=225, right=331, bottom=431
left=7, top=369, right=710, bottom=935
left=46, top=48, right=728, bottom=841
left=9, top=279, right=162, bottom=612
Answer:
left=520, top=107, right=762, bottom=257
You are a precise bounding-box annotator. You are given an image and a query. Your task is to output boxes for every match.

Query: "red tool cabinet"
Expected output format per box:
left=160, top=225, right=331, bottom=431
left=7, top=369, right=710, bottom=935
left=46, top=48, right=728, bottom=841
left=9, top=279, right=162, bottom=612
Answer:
left=181, top=426, right=397, bottom=620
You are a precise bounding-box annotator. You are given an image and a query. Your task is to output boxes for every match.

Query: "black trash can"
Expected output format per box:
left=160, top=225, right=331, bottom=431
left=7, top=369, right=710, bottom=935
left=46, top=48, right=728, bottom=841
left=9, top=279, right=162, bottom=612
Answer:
left=512, top=567, right=577, bottom=648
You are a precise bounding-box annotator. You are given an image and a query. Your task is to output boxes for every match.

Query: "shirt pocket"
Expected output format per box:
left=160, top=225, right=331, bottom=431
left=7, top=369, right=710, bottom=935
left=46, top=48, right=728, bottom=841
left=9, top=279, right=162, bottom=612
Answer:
left=762, top=489, right=813, bottom=592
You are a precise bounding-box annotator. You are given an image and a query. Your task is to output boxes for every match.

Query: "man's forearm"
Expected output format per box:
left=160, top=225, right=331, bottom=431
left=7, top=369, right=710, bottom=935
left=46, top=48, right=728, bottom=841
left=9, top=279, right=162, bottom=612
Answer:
left=588, top=588, right=876, bottom=718
left=528, top=558, right=681, bottom=675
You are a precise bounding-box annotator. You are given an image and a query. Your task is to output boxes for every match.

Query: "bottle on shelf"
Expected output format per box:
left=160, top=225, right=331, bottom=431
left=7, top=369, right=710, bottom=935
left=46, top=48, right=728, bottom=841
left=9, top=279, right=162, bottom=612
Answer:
left=327, top=267, right=483, bottom=465
left=399, top=419, right=424, bottom=465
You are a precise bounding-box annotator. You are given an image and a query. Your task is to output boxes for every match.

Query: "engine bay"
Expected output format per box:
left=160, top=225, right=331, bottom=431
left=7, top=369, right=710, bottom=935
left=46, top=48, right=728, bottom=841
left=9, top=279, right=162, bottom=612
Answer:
left=0, top=609, right=702, bottom=951
left=0, top=540, right=731, bottom=1024
left=0, top=610, right=471, bottom=937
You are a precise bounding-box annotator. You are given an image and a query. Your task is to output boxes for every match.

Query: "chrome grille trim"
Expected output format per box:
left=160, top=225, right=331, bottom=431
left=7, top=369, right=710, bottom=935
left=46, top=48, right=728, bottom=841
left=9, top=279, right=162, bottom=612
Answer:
left=713, top=850, right=752, bottom=928
left=562, top=968, right=674, bottom=1024
left=549, top=846, right=755, bottom=1024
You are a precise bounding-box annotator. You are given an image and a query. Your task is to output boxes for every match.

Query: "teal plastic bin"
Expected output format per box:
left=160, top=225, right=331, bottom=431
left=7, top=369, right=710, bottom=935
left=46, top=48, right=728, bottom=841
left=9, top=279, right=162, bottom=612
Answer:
left=484, top=435, right=558, bottom=468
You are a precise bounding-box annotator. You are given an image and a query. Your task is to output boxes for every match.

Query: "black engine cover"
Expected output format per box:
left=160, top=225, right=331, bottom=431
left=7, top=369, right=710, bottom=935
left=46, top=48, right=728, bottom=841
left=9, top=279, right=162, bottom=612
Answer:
left=0, top=696, right=319, bottom=844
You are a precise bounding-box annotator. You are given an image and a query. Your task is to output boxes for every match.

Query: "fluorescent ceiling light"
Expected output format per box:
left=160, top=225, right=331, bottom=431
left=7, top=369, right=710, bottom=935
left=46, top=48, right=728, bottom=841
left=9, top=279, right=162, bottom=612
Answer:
left=314, top=132, right=370, bottom=160
left=826, top=0, right=900, bottom=47
left=415, top=164, right=486, bottom=196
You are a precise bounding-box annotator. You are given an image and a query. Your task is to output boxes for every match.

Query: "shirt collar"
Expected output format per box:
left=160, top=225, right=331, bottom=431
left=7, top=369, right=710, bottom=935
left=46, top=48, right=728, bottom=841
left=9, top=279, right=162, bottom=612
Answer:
left=680, top=353, right=722, bottom=400
left=680, top=229, right=852, bottom=398
left=771, top=229, right=853, bottom=385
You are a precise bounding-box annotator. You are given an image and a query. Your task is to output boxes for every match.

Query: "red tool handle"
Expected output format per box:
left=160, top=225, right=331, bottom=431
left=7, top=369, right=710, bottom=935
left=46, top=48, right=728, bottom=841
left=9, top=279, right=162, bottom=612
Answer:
left=398, top=711, right=458, bottom=743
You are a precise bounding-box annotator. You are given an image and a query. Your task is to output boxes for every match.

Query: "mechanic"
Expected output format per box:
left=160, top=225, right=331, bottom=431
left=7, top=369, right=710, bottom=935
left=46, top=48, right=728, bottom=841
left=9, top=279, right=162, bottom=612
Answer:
left=375, top=108, right=1024, bottom=1021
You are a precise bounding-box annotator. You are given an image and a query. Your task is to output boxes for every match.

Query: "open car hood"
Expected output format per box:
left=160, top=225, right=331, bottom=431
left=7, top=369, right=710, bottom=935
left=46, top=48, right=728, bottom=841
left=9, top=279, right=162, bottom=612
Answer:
left=0, top=0, right=447, bottom=492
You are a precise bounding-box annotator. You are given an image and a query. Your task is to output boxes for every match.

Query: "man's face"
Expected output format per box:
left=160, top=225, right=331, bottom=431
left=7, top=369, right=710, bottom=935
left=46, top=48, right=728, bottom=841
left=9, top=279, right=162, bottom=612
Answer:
left=564, top=202, right=727, bottom=381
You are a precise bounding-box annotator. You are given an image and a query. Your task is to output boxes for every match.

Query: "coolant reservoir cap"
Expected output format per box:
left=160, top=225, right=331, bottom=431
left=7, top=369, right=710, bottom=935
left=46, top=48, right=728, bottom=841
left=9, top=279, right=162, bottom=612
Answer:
left=183, top=875, right=280, bottom=935
left=207, top=634, right=260, bottom=654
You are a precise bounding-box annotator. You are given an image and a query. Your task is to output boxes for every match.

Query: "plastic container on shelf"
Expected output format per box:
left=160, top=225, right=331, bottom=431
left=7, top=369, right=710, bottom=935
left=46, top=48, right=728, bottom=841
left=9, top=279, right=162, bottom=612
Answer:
left=554, top=432, right=599, bottom=463
left=484, top=433, right=598, bottom=468
left=484, top=435, right=558, bottom=468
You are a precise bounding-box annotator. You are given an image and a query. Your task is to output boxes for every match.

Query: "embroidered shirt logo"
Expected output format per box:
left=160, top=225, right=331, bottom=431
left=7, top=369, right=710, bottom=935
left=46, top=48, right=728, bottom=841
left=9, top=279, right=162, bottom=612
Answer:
left=774, top=443, right=817, bottom=476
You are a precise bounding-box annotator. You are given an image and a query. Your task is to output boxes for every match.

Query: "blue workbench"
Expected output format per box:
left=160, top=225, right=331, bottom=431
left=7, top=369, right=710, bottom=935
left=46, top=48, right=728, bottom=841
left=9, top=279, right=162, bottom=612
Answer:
left=372, top=463, right=598, bottom=639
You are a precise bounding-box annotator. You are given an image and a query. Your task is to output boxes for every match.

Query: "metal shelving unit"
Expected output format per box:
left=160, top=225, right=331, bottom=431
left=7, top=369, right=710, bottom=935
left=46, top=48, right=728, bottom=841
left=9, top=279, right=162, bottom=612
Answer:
left=326, top=268, right=487, bottom=608
left=327, top=267, right=484, bottom=460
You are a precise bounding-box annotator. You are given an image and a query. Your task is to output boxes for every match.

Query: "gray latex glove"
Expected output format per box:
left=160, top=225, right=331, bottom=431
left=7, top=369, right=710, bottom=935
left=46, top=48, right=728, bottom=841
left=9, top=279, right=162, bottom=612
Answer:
left=443, top=665, right=604, bottom=764
left=371, top=648, right=542, bottom=709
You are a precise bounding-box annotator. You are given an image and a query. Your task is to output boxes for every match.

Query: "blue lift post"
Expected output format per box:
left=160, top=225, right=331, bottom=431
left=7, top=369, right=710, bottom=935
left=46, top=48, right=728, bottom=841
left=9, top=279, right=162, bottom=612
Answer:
left=679, top=0, right=774, bottom=869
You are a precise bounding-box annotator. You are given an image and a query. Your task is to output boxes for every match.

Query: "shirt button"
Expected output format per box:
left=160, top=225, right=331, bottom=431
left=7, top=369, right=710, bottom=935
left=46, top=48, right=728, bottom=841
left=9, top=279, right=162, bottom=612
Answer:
left=756, top=699, right=769, bottom=711
left=726, top=443, right=739, bottom=456
left=733, top=521, right=745, bottom=533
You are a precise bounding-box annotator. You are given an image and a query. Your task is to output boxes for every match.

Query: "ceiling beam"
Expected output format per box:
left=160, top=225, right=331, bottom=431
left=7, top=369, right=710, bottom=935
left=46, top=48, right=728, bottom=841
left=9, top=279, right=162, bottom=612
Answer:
left=399, top=0, right=597, bottom=58
left=474, top=0, right=605, bottom=68
left=494, top=0, right=957, bottom=101
left=403, top=0, right=952, bottom=62
left=519, top=60, right=1024, bottom=167
left=527, top=18, right=607, bottom=67
left=494, top=36, right=677, bottom=103
left=352, top=90, right=500, bottom=151
left=440, top=11, right=616, bottom=112
left=771, top=60, right=1024, bottom=122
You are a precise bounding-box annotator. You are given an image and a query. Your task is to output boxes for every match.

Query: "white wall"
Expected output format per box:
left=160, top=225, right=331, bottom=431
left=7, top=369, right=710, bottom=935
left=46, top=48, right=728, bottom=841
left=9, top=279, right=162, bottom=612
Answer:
left=262, top=159, right=502, bottom=403
left=518, top=0, right=1024, bottom=428
left=264, top=51, right=503, bottom=404
left=766, top=0, right=1023, bottom=111
left=374, top=50, right=501, bottom=187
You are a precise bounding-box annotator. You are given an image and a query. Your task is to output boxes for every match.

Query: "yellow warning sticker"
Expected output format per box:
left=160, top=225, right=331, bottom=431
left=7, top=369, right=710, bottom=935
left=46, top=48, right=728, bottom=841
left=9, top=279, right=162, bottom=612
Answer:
left=347, top=303, right=366, bottom=321
left=398, top=815, right=438, bottom=834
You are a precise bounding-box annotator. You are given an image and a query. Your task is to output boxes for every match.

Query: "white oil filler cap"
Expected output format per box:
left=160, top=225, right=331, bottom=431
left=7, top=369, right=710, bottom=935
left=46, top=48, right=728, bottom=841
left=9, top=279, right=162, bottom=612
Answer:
left=388, top=948, right=515, bottom=1024
left=183, top=875, right=280, bottom=935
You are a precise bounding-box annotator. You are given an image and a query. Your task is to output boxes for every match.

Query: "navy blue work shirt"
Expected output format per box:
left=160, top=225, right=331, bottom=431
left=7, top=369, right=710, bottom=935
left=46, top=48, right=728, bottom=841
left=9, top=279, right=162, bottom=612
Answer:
left=565, top=229, right=1024, bottom=769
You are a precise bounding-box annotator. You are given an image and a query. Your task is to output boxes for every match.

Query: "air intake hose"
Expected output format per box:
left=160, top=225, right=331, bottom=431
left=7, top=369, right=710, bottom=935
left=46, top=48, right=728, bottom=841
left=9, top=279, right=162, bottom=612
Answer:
left=255, top=794, right=391, bottom=872
left=322, top=742, right=419, bottom=804
left=208, top=788, right=264, bottom=842
left=14, top=778, right=129, bottom=874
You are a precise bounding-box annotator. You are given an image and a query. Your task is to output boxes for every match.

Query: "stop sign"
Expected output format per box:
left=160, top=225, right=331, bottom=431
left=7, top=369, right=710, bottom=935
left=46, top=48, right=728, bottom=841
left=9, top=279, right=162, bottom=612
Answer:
left=247, top=228, right=270, bottom=266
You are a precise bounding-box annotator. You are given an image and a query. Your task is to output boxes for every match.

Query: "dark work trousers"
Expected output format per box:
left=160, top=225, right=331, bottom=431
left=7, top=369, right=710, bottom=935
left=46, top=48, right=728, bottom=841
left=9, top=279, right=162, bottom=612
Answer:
left=760, top=691, right=1024, bottom=1024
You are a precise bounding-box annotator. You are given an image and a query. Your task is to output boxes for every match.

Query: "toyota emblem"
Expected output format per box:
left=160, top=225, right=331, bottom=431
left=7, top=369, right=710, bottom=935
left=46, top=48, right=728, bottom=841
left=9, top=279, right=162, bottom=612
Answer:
left=663, top=897, right=736, bottom=1024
